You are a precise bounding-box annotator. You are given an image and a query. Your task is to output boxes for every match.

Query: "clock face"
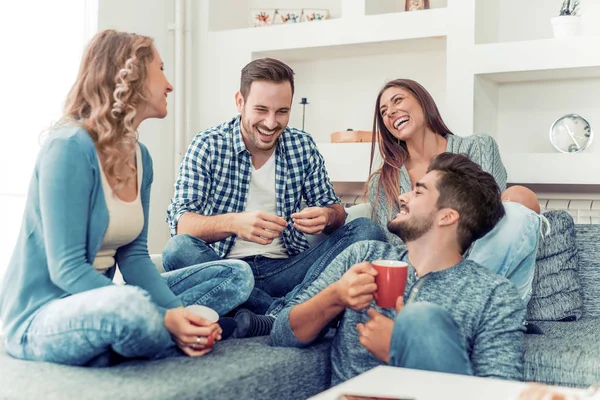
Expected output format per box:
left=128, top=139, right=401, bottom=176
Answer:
left=549, top=114, right=593, bottom=153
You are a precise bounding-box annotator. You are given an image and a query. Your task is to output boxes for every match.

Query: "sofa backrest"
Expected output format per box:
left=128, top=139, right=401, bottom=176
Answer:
left=575, top=224, right=600, bottom=318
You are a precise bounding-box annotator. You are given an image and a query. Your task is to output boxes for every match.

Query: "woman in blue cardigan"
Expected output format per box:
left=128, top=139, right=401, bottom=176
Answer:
left=0, top=30, right=253, bottom=366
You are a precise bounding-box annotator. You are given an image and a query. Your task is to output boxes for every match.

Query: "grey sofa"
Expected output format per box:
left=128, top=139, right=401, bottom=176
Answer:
left=1, top=215, right=600, bottom=399
left=524, top=223, right=600, bottom=388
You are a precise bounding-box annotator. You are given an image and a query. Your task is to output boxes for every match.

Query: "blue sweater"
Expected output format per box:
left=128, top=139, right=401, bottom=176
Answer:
left=270, top=240, right=526, bottom=385
left=0, top=125, right=182, bottom=344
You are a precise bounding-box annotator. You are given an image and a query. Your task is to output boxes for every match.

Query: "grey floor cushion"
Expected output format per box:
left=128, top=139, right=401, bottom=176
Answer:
left=0, top=336, right=332, bottom=400
left=524, top=317, right=600, bottom=388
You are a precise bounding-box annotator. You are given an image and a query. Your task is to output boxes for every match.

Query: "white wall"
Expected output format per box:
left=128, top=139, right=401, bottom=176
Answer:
left=475, top=0, right=600, bottom=44
left=98, top=0, right=177, bottom=253
left=285, top=49, right=447, bottom=142
left=0, top=1, right=88, bottom=276
left=475, top=0, right=557, bottom=44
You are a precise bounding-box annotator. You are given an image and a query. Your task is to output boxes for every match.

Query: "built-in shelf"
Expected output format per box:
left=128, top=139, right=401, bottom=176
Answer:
left=473, top=37, right=600, bottom=82
left=319, top=145, right=600, bottom=186
left=365, top=0, right=447, bottom=15
left=197, top=0, right=600, bottom=188
left=208, top=0, right=343, bottom=32
left=504, top=153, right=600, bottom=185
left=474, top=70, right=600, bottom=156
left=210, top=7, right=448, bottom=57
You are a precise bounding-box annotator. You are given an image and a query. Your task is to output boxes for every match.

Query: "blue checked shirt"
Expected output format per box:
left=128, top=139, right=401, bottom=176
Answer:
left=166, top=116, right=341, bottom=258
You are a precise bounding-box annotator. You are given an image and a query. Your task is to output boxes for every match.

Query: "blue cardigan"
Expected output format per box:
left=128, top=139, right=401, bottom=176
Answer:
left=0, top=125, right=182, bottom=343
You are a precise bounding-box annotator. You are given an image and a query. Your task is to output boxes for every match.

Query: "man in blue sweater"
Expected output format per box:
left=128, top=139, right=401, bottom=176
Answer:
left=271, top=153, right=526, bottom=385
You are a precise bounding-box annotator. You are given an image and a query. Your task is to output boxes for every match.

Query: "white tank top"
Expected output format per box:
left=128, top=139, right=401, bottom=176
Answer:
left=227, top=153, right=288, bottom=259
left=92, top=145, right=144, bottom=272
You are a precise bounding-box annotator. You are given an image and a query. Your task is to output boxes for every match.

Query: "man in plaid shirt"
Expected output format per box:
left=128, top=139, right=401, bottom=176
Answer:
left=163, top=58, right=384, bottom=337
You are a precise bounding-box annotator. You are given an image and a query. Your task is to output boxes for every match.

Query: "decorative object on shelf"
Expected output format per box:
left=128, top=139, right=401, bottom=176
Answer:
left=331, top=129, right=373, bottom=143
left=551, top=0, right=581, bottom=38
left=405, top=0, right=430, bottom=11
left=277, top=9, right=303, bottom=24
left=303, top=9, right=329, bottom=22
left=299, top=97, right=309, bottom=131
left=251, top=9, right=276, bottom=27
left=549, top=114, right=593, bottom=154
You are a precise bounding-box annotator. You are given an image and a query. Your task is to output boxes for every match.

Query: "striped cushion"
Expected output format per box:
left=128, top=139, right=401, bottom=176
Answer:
left=526, top=210, right=583, bottom=321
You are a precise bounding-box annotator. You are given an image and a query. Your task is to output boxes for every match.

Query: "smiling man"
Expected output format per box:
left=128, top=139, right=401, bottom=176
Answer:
left=164, top=58, right=384, bottom=337
left=270, top=153, right=526, bottom=385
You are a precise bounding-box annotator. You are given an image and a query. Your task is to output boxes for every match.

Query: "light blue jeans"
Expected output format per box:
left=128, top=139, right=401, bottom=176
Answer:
left=5, top=260, right=253, bottom=366
left=162, top=218, right=386, bottom=316
left=466, top=201, right=542, bottom=304
left=390, top=302, right=472, bottom=375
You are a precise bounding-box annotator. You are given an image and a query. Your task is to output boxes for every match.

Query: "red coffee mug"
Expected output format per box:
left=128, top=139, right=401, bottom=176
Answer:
left=372, top=260, right=408, bottom=308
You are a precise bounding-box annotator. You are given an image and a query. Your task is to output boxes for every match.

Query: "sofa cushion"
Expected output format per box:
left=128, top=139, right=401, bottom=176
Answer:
left=0, top=335, right=332, bottom=400
left=524, top=317, right=600, bottom=387
left=574, top=224, right=600, bottom=318
left=526, top=210, right=583, bottom=321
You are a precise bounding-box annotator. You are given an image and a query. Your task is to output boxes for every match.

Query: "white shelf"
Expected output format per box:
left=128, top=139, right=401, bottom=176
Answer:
left=319, top=145, right=600, bottom=185
left=504, top=153, right=600, bottom=185
left=210, top=8, right=448, bottom=60
left=474, top=37, right=600, bottom=82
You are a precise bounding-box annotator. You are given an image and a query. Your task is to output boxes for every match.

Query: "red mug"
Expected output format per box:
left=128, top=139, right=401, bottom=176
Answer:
left=372, top=260, right=408, bottom=308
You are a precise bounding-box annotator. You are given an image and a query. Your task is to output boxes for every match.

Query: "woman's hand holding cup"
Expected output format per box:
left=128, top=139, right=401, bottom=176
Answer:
left=164, top=305, right=222, bottom=357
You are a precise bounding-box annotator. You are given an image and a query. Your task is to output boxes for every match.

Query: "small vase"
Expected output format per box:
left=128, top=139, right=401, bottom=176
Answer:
left=551, top=16, right=582, bottom=38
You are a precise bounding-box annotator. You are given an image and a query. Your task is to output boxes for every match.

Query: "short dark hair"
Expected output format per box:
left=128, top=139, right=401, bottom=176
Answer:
left=240, top=58, right=295, bottom=100
left=428, top=153, right=505, bottom=253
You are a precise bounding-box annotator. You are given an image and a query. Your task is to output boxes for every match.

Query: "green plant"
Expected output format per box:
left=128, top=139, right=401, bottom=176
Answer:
left=559, top=0, right=580, bottom=16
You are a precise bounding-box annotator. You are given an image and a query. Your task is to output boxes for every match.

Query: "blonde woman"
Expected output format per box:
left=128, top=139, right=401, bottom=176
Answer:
left=0, top=30, right=253, bottom=366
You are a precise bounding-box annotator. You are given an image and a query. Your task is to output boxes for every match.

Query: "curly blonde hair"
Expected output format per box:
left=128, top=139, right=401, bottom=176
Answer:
left=63, top=29, right=155, bottom=188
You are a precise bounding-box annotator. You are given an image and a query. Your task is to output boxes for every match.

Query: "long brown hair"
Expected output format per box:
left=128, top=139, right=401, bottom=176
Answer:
left=368, top=79, right=453, bottom=214
left=62, top=29, right=155, bottom=187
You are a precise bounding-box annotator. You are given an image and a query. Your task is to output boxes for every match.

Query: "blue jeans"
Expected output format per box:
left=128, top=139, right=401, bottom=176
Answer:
left=390, top=302, right=473, bottom=375
left=5, top=260, right=253, bottom=366
left=162, top=217, right=386, bottom=316
left=467, top=201, right=541, bottom=304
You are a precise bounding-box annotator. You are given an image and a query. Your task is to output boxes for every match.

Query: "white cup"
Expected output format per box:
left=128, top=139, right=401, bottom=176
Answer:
left=185, top=305, right=219, bottom=323
left=186, top=305, right=219, bottom=348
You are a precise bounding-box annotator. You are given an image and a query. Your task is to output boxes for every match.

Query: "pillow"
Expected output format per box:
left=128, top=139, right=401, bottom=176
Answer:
left=526, top=210, right=583, bottom=321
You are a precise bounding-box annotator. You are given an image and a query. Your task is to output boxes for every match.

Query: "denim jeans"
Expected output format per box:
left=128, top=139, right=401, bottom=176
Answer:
left=162, top=217, right=386, bottom=316
left=466, top=201, right=542, bottom=304
left=5, top=260, right=253, bottom=366
left=390, top=302, right=473, bottom=375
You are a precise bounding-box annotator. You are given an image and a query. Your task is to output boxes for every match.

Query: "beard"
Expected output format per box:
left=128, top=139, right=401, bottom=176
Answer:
left=387, top=212, right=434, bottom=243
left=240, top=115, right=283, bottom=152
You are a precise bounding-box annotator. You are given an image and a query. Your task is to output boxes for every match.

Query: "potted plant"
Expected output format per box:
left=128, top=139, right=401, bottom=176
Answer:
left=551, top=0, right=581, bottom=38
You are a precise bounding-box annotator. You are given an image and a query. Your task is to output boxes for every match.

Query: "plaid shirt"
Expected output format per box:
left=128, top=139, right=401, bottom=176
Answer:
left=166, top=116, right=341, bottom=257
